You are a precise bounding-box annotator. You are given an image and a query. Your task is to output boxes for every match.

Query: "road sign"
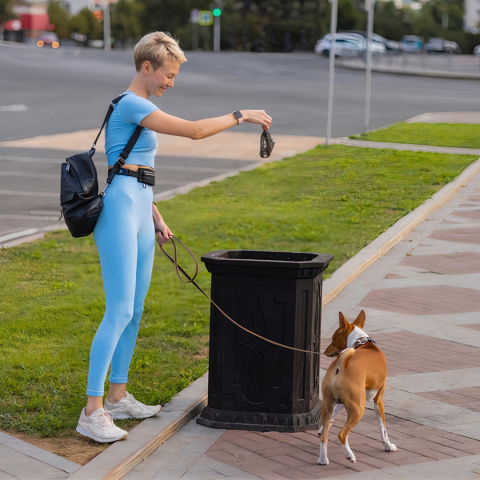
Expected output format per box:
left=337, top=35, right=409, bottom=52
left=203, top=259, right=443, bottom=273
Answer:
left=197, top=10, right=213, bottom=26
left=191, top=9, right=199, bottom=23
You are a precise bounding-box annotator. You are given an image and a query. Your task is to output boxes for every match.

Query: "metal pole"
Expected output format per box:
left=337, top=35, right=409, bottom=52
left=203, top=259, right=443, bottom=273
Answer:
left=214, top=15, right=220, bottom=51
left=325, top=0, right=338, bottom=146
left=364, top=0, right=375, bottom=131
left=103, top=0, right=111, bottom=51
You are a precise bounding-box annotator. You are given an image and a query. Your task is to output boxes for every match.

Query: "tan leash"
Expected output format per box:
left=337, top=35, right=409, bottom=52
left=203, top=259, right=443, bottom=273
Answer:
left=160, top=235, right=333, bottom=357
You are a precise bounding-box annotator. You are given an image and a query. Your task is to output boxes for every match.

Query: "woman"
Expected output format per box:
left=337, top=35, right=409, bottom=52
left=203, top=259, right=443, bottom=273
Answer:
left=76, top=31, right=272, bottom=443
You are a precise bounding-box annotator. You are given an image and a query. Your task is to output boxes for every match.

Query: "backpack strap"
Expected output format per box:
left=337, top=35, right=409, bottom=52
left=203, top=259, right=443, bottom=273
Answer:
left=105, top=124, right=144, bottom=186
left=90, top=94, right=128, bottom=156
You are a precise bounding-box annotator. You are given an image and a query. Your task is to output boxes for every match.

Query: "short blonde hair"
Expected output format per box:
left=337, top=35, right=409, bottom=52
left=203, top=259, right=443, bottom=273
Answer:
left=134, top=32, right=187, bottom=72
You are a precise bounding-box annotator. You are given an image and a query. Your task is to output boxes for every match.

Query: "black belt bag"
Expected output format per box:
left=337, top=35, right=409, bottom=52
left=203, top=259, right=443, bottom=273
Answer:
left=118, top=167, right=155, bottom=186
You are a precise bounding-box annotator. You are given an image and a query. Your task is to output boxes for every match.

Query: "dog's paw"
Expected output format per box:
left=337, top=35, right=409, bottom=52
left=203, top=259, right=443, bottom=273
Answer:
left=318, top=457, right=329, bottom=466
left=386, top=443, right=397, bottom=452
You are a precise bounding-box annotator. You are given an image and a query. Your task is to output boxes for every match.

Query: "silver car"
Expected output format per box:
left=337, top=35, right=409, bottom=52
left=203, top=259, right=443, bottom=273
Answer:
left=315, top=33, right=367, bottom=58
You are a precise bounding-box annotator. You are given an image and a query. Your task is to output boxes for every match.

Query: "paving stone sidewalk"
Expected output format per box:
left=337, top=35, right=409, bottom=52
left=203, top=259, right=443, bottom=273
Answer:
left=124, top=170, right=480, bottom=479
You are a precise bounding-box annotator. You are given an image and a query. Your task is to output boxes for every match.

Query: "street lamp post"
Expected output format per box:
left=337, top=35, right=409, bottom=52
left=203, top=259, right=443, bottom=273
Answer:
left=103, top=0, right=111, bottom=51
left=325, top=0, right=338, bottom=146
left=364, top=0, right=376, bottom=131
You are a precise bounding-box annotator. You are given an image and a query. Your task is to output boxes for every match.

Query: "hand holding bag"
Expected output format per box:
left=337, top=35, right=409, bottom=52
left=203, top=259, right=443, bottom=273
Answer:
left=60, top=94, right=143, bottom=237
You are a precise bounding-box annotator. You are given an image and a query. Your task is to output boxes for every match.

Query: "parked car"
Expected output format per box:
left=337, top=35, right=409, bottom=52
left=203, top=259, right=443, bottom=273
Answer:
left=36, top=31, right=60, bottom=49
left=314, top=33, right=367, bottom=58
left=340, top=31, right=398, bottom=53
left=424, top=37, right=444, bottom=53
left=443, top=41, right=461, bottom=54
left=424, top=38, right=461, bottom=54
left=474, top=45, right=480, bottom=55
left=399, top=35, right=423, bottom=52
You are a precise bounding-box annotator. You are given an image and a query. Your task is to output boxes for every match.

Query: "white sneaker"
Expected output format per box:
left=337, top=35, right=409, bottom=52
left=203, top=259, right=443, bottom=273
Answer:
left=76, top=407, right=128, bottom=443
left=104, top=392, right=162, bottom=420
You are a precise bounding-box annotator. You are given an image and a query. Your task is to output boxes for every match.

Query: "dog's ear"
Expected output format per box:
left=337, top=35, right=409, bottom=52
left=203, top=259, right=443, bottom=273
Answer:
left=352, top=310, right=366, bottom=329
left=339, top=312, right=349, bottom=331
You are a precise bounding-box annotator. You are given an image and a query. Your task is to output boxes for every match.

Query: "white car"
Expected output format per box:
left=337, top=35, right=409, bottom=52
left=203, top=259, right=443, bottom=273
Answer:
left=473, top=45, right=480, bottom=55
left=339, top=31, right=389, bottom=54
left=315, top=33, right=366, bottom=58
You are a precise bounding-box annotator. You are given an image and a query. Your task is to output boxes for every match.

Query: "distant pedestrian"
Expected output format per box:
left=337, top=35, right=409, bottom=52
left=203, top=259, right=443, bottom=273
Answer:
left=76, top=31, right=272, bottom=443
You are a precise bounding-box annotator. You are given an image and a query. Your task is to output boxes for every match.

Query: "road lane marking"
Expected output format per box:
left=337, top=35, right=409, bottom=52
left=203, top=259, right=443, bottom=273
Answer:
left=0, top=228, right=39, bottom=243
left=0, top=155, right=60, bottom=164
left=0, top=104, right=28, bottom=112
left=0, top=171, right=58, bottom=179
left=0, top=213, right=60, bottom=221
left=0, top=190, right=58, bottom=197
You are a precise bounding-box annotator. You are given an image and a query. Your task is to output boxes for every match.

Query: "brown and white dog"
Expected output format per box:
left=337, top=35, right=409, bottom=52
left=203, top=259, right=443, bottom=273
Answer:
left=318, top=310, right=397, bottom=465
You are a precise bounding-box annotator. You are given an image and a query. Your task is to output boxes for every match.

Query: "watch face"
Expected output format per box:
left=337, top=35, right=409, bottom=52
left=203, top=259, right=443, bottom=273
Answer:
left=234, top=110, right=243, bottom=119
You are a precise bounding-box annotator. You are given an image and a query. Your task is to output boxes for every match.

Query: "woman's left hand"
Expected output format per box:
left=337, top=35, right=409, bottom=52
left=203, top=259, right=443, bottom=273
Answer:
left=155, top=221, right=172, bottom=246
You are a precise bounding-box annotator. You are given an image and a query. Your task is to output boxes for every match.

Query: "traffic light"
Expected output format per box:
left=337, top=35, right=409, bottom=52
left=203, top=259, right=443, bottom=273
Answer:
left=212, top=8, right=221, bottom=16
left=93, top=9, right=103, bottom=21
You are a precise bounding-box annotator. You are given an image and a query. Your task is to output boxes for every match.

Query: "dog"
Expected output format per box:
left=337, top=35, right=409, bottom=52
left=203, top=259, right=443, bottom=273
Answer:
left=318, top=310, right=397, bottom=465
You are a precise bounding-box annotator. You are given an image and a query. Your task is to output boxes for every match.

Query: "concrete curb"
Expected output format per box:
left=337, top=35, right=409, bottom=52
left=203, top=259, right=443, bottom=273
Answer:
left=68, top=374, right=208, bottom=480
left=69, top=159, right=480, bottom=480
left=330, top=137, right=480, bottom=156
left=335, top=60, right=480, bottom=80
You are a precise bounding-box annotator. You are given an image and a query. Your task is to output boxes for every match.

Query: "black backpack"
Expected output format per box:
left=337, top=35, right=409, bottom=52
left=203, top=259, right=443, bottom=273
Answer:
left=60, top=94, right=143, bottom=237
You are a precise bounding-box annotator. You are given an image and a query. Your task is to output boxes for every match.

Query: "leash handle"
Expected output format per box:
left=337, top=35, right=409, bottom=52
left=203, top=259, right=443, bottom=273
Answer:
left=160, top=235, right=198, bottom=284
left=159, top=236, right=330, bottom=357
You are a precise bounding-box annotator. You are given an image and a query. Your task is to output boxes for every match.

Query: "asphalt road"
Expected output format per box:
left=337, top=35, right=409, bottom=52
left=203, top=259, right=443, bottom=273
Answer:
left=1, top=42, right=480, bottom=140
left=0, top=42, right=479, bottom=244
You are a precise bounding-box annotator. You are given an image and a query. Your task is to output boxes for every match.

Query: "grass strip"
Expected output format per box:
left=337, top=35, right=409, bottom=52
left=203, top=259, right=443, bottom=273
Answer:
left=0, top=145, right=476, bottom=438
left=350, top=122, right=480, bottom=149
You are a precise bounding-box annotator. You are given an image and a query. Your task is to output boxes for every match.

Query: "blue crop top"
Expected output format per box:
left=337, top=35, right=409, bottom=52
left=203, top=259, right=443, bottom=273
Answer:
left=105, top=91, right=158, bottom=168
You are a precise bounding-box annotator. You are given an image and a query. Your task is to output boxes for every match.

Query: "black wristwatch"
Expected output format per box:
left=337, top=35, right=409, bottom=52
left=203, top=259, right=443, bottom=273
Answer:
left=233, top=110, right=243, bottom=125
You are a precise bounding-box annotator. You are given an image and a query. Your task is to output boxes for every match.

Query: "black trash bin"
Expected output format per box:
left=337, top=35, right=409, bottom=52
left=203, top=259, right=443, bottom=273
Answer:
left=197, top=249, right=333, bottom=432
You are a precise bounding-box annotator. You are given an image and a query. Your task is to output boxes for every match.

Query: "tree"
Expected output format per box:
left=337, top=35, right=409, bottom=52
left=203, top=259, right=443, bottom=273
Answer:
left=137, top=0, right=206, bottom=36
left=0, top=0, right=16, bottom=25
left=48, top=0, right=71, bottom=39
left=374, top=1, right=411, bottom=41
left=111, top=0, right=145, bottom=48
left=69, top=8, right=103, bottom=40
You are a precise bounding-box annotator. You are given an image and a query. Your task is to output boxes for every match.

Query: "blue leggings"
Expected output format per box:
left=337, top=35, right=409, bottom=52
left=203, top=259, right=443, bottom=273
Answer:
left=87, top=175, right=155, bottom=396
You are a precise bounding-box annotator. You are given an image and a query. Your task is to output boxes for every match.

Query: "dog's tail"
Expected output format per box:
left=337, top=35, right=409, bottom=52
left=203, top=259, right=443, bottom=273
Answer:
left=334, top=348, right=355, bottom=376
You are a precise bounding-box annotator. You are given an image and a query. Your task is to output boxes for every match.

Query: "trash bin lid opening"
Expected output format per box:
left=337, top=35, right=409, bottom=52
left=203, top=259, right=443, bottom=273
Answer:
left=224, top=250, right=318, bottom=262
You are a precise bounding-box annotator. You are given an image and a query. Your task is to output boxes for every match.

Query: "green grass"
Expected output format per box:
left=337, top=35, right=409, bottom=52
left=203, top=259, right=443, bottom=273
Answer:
left=350, top=122, right=480, bottom=149
left=0, top=145, right=476, bottom=438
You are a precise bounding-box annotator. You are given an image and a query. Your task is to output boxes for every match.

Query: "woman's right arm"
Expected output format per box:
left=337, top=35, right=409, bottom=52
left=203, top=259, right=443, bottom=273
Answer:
left=140, top=109, right=272, bottom=140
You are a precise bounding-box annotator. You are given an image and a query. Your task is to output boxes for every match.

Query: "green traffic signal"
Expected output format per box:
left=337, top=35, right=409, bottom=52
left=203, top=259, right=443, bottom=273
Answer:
left=212, top=8, right=221, bottom=16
